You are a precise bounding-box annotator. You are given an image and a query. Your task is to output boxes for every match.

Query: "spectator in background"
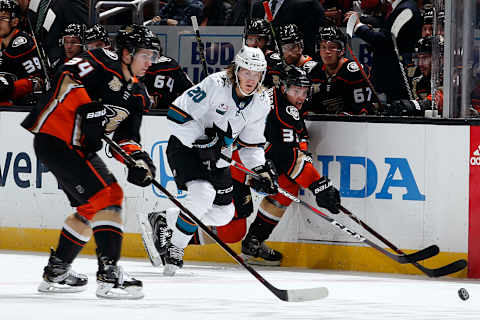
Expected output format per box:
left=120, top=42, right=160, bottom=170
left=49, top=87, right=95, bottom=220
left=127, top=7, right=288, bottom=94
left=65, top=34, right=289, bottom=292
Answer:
left=199, top=0, right=231, bottom=25
left=251, top=0, right=325, bottom=58
left=344, top=0, right=422, bottom=102
left=225, top=0, right=255, bottom=25
left=152, top=0, right=203, bottom=26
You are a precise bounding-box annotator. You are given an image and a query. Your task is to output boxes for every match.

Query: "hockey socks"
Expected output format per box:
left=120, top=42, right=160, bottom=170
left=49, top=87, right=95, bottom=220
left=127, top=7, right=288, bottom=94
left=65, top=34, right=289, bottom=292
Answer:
left=245, top=209, right=280, bottom=243
left=93, top=222, right=123, bottom=263
left=56, top=226, right=90, bottom=264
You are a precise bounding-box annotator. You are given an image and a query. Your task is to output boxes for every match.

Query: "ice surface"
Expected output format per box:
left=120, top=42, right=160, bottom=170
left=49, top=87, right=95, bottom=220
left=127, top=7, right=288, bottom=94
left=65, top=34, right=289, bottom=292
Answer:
left=0, top=251, right=479, bottom=320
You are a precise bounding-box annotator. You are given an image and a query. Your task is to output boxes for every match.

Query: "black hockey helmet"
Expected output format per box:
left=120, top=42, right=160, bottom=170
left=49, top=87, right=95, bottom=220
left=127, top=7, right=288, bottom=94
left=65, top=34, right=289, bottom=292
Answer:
left=59, top=23, right=86, bottom=46
left=84, top=24, right=111, bottom=46
left=276, top=24, right=303, bottom=45
left=280, top=66, right=311, bottom=88
left=115, top=24, right=162, bottom=54
left=414, top=36, right=433, bottom=55
left=0, top=0, right=20, bottom=19
left=422, top=8, right=433, bottom=25
left=317, top=26, right=346, bottom=50
left=244, top=18, right=270, bottom=37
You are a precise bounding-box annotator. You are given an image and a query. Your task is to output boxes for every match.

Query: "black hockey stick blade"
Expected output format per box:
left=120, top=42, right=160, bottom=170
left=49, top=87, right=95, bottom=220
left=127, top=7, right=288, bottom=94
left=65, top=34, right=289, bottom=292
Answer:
left=396, top=245, right=439, bottom=263
left=103, top=135, right=329, bottom=302
left=415, top=259, right=467, bottom=278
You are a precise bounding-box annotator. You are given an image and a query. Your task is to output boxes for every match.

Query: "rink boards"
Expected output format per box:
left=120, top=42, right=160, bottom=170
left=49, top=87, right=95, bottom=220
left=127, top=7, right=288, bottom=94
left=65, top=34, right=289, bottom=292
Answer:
left=0, top=112, right=471, bottom=277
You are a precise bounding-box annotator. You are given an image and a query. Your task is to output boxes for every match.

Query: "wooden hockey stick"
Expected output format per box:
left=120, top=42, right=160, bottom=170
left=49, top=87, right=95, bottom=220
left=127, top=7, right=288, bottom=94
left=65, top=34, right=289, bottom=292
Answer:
left=103, top=135, right=329, bottom=302
left=391, top=8, right=414, bottom=100
left=220, top=154, right=440, bottom=265
left=191, top=16, right=209, bottom=78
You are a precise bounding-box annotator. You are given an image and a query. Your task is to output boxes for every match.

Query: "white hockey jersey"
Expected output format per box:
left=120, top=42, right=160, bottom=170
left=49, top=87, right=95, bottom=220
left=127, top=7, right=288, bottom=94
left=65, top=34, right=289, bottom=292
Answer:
left=167, top=71, right=270, bottom=169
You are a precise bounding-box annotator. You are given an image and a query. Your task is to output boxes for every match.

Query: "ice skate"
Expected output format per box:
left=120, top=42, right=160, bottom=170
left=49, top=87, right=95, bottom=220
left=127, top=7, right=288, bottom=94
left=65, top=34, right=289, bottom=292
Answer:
left=38, top=248, right=88, bottom=293
left=96, top=255, right=143, bottom=300
left=163, top=243, right=184, bottom=276
left=138, top=210, right=171, bottom=266
left=241, top=235, right=283, bottom=266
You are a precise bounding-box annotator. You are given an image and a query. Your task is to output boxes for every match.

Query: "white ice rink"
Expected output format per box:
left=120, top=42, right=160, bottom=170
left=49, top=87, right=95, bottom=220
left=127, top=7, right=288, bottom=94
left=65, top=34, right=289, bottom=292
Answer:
left=0, top=251, right=479, bottom=320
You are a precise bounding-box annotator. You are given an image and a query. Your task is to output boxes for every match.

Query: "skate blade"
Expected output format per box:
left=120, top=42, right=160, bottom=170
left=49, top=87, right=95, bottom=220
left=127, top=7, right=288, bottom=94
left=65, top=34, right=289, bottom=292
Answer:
left=163, top=264, right=179, bottom=276
left=38, top=280, right=87, bottom=293
left=241, top=254, right=281, bottom=266
left=96, top=283, right=144, bottom=300
left=137, top=212, right=163, bottom=267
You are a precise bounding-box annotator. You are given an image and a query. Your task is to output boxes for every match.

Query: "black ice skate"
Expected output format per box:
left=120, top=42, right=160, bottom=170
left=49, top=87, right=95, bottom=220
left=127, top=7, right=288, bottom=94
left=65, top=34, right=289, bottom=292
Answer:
left=163, top=243, right=184, bottom=276
left=241, top=235, right=283, bottom=266
left=138, top=210, right=172, bottom=267
left=96, top=254, right=144, bottom=300
left=38, top=248, right=88, bottom=293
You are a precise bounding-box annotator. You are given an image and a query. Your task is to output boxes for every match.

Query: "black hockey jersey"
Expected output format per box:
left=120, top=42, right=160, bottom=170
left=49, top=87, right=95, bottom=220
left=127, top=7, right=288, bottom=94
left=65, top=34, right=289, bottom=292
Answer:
left=0, top=29, right=43, bottom=79
left=143, top=56, right=193, bottom=109
left=411, top=73, right=430, bottom=101
left=263, top=51, right=315, bottom=88
left=22, top=48, right=150, bottom=148
left=307, top=58, right=375, bottom=115
left=264, top=87, right=309, bottom=174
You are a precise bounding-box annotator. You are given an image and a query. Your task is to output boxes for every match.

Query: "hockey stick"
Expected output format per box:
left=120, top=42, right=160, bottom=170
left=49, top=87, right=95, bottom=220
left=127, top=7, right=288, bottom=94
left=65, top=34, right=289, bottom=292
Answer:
left=220, top=153, right=439, bottom=264
left=262, top=1, right=289, bottom=70
left=339, top=206, right=467, bottom=277
left=391, top=9, right=414, bottom=100
left=102, top=135, right=328, bottom=302
left=345, top=14, right=383, bottom=110
left=191, top=16, right=209, bottom=78
left=28, top=0, right=52, bottom=91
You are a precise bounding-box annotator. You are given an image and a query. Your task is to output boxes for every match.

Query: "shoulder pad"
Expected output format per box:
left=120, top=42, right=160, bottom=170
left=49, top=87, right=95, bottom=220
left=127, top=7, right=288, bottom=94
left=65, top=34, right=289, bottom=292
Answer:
left=101, top=48, right=119, bottom=61
left=302, top=60, right=318, bottom=73
left=5, top=32, right=35, bottom=57
left=285, top=105, right=300, bottom=121
left=346, top=61, right=361, bottom=73
left=211, top=71, right=231, bottom=87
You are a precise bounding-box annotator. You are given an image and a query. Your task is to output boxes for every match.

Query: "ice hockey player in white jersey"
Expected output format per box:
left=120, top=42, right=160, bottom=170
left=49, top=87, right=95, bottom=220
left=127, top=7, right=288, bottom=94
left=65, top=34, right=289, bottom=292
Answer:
left=151, top=46, right=278, bottom=276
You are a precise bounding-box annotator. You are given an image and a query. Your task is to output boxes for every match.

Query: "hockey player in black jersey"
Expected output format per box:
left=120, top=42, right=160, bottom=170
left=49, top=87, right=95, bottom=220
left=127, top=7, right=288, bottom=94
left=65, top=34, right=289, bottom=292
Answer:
left=308, top=26, right=375, bottom=115
left=22, top=24, right=160, bottom=299
left=143, top=45, right=194, bottom=109
left=0, top=0, right=44, bottom=106
left=239, top=67, right=341, bottom=265
left=84, top=23, right=111, bottom=51
left=264, top=24, right=316, bottom=88
left=243, top=18, right=272, bottom=53
left=49, top=23, right=85, bottom=77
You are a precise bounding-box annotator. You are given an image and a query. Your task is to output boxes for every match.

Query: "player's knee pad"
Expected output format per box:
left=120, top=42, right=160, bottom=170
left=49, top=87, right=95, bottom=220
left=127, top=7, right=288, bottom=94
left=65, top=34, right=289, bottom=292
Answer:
left=216, top=217, right=247, bottom=243
left=184, top=180, right=216, bottom=219
left=202, top=203, right=235, bottom=226
left=76, top=183, right=124, bottom=221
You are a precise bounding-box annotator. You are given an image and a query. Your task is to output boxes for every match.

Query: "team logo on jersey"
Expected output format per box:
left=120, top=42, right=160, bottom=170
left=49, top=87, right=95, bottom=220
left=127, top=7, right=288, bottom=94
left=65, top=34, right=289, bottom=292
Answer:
left=102, top=48, right=118, bottom=60
left=12, top=36, right=27, bottom=48
left=302, top=60, right=318, bottom=73
left=104, top=104, right=130, bottom=132
left=286, top=105, right=300, bottom=120
left=158, top=56, right=172, bottom=63
left=347, top=61, right=360, bottom=73
left=270, top=53, right=281, bottom=60
left=216, top=103, right=228, bottom=115
left=108, top=76, right=122, bottom=92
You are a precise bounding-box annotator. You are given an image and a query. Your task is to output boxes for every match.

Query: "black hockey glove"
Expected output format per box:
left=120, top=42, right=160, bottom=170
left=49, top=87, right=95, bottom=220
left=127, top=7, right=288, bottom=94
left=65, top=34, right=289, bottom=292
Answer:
left=76, top=102, right=107, bottom=154
left=249, top=160, right=279, bottom=195
left=385, top=99, right=425, bottom=116
left=127, top=150, right=157, bottom=187
left=192, top=129, right=223, bottom=171
left=0, top=72, right=15, bottom=98
left=308, top=177, right=341, bottom=214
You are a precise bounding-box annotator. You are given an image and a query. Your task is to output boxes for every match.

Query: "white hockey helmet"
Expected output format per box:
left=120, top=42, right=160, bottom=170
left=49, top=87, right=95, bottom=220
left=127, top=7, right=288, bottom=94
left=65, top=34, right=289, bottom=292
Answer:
left=234, top=46, right=267, bottom=96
